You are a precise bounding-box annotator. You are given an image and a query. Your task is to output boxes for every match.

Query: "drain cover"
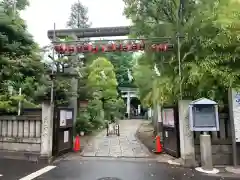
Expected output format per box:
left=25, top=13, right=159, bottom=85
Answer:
left=97, top=178, right=121, bottom=180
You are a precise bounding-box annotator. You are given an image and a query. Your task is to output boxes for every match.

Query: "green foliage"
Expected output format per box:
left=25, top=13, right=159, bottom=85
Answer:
left=66, top=1, right=91, bottom=28
left=87, top=57, right=118, bottom=100
left=87, top=98, right=105, bottom=128
left=0, top=0, right=48, bottom=112
left=1, top=0, right=29, bottom=12
left=104, top=98, right=126, bottom=121
left=86, top=57, right=126, bottom=122
left=0, top=94, right=23, bottom=112
left=124, top=0, right=240, bottom=106
left=104, top=52, right=135, bottom=87
left=75, top=111, right=93, bottom=135
left=75, top=99, right=105, bottom=134
left=85, top=52, right=135, bottom=88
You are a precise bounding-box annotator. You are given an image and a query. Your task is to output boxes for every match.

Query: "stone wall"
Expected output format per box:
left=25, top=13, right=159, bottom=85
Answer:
left=195, top=144, right=240, bottom=165
left=0, top=109, right=42, bottom=161
left=0, top=109, right=42, bottom=152
left=0, top=103, right=54, bottom=163
left=195, top=144, right=231, bottom=165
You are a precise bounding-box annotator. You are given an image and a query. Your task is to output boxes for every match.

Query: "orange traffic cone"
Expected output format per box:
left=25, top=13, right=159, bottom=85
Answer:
left=74, top=135, right=80, bottom=152
left=154, top=135, right=162, bottom=154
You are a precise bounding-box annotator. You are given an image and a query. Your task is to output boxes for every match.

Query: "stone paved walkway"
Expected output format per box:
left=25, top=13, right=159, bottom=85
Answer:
left=82, top=120, right=151, bottom=158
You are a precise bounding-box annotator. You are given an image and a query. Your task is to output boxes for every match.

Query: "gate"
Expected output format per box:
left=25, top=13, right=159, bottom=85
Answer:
left=52, top=107, right=74, bottom=156
left=162, top=105, right=180, bottom=158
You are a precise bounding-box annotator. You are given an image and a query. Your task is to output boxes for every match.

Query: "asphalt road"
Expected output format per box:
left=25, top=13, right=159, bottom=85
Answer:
left=0, top=159, right=45, bottom=180
left=32, top=158, right=238, bottom=180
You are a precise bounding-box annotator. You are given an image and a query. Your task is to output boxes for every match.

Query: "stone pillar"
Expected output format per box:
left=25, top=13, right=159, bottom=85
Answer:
left=148, top=108, right=152, bottom=119
left=40, top=102, right=54, bottom=162
left=152, top=105, right=158, bottom=135
left=178, top=100, right=197, bottom=167
left=65, top=66, right=78, bottom=124
left=127, top=91, right=131, bottom=119
left=157, top=105, right=163, bottom=139
left=200, top=133, right=213, bottom=170
left=70, top=77, right=78, bottom=123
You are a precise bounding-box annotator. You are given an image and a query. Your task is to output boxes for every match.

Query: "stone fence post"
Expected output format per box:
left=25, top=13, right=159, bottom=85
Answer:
left=178, top=100, right=197, bottom=167
left=40, top=102, right=54, bottom=162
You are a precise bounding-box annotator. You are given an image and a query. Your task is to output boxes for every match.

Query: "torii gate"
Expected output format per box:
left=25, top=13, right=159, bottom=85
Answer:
left=47, top=25, right=174, bottom=119
left=47, top=25, right=175, bottom=156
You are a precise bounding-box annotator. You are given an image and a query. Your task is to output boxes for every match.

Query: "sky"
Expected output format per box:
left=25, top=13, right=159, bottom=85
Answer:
left=20, top=0, right=131, bottom=47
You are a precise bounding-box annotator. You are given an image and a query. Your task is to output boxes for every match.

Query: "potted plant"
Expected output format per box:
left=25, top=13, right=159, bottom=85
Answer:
left=80, top=131, right=85, bottom=136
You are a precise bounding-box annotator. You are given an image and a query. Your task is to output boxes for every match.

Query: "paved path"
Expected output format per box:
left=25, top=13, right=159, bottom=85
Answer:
left=82, top=120, right=151, bottom=158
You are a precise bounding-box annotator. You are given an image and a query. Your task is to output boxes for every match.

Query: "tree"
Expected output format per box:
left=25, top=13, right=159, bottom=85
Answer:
left=87, top=57, right=126, bottom=121
left=66, top=1, right=91, bottom=28
left=0, top=0, right=48, bottom=111
left=84, top=52, right=135, bottom=87
left=1, top=0, right=29, bottom=12
left=87, top=57, right=118, bottom=100
left=105, top=52, right=135, bottom=87
left=124, top=0, right=240, bottom=106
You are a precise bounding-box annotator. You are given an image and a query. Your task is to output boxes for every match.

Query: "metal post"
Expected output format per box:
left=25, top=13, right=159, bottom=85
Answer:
left=177, top=34, right=182, bottom=100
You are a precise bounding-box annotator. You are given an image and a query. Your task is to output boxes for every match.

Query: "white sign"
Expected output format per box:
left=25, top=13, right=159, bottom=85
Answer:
left=162, top=108, right=175, bottom=127
left=64, top=131, right=69, bottom=143
left=60, top=110, right=66, bottom=126
left=66, top=111, right=72, bottom=119
left=233, top=90, right=240, bottom=142
left=165, top=131, right=168, bottom=138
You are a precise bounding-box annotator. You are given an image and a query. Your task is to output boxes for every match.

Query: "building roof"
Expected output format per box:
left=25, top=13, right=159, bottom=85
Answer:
left=190, top=98, right=217, bottom=105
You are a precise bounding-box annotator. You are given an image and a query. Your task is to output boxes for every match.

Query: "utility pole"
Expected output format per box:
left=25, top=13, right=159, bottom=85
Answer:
left=50, top=23, right=56, bottom=104
left=177, top=0, right=184, bottom=100
left=68, top=0, right=81, bottom=124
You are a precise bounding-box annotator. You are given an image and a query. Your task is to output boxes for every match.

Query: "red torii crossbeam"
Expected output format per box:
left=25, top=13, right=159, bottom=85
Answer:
left=52, top=37, right=174, bottom=55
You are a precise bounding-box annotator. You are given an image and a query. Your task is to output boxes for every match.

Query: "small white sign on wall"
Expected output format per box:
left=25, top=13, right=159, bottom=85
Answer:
left=66, top=111, right=72, bottom=119
left=165, top=131, right=168, bottom=138
left=60, top=110, right=66, bottom=126
left=162, top=108, right=175, bottom=127
left=64, top=131, right=69, bottom=143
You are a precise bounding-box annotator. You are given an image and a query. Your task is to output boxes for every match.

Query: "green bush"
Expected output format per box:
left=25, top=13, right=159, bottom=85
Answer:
left=104, top=98, right=126, bottom=121
left=75, top=111, right=93, bottom=135
left=87, top=99, right=105, bottom=129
